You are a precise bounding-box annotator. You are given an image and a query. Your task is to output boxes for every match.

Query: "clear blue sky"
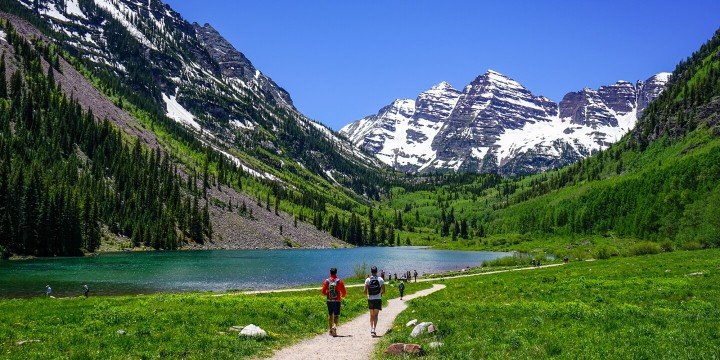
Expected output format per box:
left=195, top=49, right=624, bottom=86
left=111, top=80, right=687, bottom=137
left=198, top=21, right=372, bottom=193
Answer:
left=164, top=0, right=720, bottom=130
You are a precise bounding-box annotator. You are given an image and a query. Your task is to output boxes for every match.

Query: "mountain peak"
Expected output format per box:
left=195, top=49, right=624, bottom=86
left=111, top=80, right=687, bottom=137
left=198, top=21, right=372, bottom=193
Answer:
left=477, top=69, right=524, bottom=90
left=431, top=81, right=454, bottom=91
left=650, top=72, right=672, bottom=82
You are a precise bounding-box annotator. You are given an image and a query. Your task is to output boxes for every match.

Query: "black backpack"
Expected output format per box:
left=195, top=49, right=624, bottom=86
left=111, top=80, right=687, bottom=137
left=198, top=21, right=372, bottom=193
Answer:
left=367, top=276, right=381, bottom=296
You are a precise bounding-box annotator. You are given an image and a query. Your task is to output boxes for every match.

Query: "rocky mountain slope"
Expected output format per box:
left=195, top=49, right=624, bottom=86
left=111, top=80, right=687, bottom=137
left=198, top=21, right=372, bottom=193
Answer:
left=0, top=10, right=345, bottom=250
left=11, top=0, right=381, bottom=190
left=0, top=0, right=388, bottom=250
left=341, top=70, right=670, bottom=175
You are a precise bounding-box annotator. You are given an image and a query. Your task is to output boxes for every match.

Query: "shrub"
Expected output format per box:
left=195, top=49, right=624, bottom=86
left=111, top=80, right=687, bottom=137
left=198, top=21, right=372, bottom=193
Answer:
left=482, top=254, right=534, bottom=267
left=680, top=241, right=704, bottom=251
left=629, top=241, right=661, bottom=256
left=353, top=262, right=369, bottom=279
left=595, top=246, right=613, bottom=260
left=283, top=238, right=299, bottom=248
left=660, top=240, right=674, bottom=252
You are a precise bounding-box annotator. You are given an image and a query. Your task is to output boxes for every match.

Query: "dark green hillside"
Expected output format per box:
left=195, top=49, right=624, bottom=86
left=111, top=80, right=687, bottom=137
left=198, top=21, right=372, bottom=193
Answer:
left=0, top=21, right=210, bottom=257
left=0, top=0, right=408, bottom=254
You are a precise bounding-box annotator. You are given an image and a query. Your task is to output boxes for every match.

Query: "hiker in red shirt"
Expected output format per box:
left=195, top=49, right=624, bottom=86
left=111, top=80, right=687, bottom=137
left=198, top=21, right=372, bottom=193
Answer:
left=321, top=267, right=347, bottom=337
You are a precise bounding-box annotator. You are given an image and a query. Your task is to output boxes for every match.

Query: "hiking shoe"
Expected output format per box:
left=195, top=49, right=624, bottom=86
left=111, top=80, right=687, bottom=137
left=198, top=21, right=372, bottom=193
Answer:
left=330, top=327, right=337, bottom=337
left=371, top=330, right=376, bottom=337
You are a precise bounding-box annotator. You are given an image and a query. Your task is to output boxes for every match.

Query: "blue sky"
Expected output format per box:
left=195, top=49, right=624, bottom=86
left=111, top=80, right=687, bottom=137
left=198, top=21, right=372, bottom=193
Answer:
left=165, top=0, right=720, bottom=130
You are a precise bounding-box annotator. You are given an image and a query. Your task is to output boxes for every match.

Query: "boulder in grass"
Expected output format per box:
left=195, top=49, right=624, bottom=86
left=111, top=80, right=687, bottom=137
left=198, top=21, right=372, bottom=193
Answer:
left=403, top=344, right=424, bottom=355
left=429, top=341, right=444, bottom=349
left=406, top=319, right=418, bottom=327
left=384, top=343, right=406, bottom=355
left=116, top=330, right=126, bottom=336
left=228, top=326, right=244, bottom=332
left=427, top=324, right=436, bottom=333
left=410, top=322, right=433, bottom=338
left=239, top=324, right=267, bottom=338
left=15, top=340, right=40, bottom=346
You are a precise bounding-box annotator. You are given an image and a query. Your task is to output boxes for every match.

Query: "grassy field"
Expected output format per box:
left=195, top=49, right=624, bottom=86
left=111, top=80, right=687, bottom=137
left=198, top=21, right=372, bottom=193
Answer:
left=0, top=281, right=430, bottom=359
left=376, top=249, right=720, bottom=359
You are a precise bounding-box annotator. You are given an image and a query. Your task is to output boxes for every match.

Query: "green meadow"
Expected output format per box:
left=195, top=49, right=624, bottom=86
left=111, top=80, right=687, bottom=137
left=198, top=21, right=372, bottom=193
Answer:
left=376, top=249, right=720, bottom=359
left=0, top=281, right=429, bottom=359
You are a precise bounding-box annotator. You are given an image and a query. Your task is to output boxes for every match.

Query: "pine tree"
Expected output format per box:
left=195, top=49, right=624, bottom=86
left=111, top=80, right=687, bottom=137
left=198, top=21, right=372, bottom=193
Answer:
left=0, top=53, right=6, bottom=98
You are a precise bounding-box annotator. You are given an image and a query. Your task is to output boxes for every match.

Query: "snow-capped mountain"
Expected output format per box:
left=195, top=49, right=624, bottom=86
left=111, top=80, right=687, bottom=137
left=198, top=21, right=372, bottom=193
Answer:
left=16, top=0, right=380, bottom=191
left=341, top=70, right=671, bottom=175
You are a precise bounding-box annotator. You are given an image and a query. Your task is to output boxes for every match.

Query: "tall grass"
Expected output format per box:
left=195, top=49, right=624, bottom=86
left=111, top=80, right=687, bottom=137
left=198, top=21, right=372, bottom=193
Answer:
left=353, top=262, right=369, bottom=279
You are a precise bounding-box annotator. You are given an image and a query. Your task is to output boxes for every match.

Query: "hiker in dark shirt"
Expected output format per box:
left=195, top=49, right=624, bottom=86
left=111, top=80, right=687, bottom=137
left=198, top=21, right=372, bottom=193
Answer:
left=83, top=284, right=89, bottom=298
left=413, top=270, right=418, bottom=282
left=398, top=281, right=405, bottom=300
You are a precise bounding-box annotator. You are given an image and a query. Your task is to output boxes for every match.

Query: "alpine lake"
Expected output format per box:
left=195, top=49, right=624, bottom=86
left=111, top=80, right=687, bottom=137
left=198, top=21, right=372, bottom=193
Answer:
left=0, top=247, right=510, bottom=298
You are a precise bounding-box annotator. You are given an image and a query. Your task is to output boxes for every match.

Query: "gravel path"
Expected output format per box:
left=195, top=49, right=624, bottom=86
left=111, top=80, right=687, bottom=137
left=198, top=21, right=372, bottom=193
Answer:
left=267, top=284, right=446, bottom=360
left=215, top=263, right=564, bottom=297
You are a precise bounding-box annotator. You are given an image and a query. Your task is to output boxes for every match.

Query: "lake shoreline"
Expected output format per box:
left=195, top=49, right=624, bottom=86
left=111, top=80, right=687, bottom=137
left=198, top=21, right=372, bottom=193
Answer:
left=0, top=248, right=510, bottom=299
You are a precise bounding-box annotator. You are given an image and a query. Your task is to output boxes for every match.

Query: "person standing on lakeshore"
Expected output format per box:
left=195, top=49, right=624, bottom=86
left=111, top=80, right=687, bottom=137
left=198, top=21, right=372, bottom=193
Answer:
left=321, top=267, right=346, bottom=337
left=83, top=284, right=89, bottom=298
left=398, top=281, right=405, bottom=300
left=413, top=270, right=418, bottom=282
left=45, top=285, right=52, bottom=298
left=364, top=266, right=386, bottom=336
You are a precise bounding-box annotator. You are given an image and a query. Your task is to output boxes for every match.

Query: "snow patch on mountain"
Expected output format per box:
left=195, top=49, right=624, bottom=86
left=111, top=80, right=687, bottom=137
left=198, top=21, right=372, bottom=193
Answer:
left=66, top=0, right=87, bottom=19
left=162, top=92, right=201, bottom=131
left=93, top=0, right=158, bottom=50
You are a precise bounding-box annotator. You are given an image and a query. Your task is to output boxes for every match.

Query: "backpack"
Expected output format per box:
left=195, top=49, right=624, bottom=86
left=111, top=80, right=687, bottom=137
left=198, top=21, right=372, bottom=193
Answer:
left=367, top=276, right=381, bottom=296
left=327, top=278, right=340, bottom=300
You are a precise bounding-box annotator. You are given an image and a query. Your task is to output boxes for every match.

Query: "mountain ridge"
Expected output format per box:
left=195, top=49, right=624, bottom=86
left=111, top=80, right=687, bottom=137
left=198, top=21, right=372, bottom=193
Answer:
left=341, top=70, right=671, bottom=175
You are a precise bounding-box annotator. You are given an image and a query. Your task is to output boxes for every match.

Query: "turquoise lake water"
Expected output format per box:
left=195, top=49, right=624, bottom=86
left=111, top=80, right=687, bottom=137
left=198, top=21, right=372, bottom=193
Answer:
left=0, top=247, right=510, bottom=298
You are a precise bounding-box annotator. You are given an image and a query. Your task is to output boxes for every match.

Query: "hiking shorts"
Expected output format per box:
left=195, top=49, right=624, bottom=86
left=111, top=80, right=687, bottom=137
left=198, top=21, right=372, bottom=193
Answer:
left=327, top=301, right=341, bottom=316
left=368, top=299, right=382, bottom=310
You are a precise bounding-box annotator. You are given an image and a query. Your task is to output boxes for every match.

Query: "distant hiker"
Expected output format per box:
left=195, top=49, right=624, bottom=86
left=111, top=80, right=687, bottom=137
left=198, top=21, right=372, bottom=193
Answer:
left=398, top=281, right=405, bottom=300
left=364, top=266, right=386, bottom=336
left=45, top=285, right=52, bottom=298
left=380, top=270, right=385, bottom=280
left=413, top=270, right=418, bottom=282
left=394, top=273, right=397, bottom=281
left=83, top=284, right=89, bottom=298
left=321, top=267, right=346, bottom=337
left=563, top=256, right=569, bottom=264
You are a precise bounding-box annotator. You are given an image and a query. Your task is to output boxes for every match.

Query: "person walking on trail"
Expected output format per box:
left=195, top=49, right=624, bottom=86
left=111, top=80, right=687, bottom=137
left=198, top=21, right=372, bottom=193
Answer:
left=398, top=281, right=405, bottom=300
left=364, top=266, right=386, bottom=337
left=413, top=270, right=418, bottom=282
left=321, top=267, right=346, bottom=337
left=45, top=285, right=52, bottom=298
left=83, top=284, right=89, bottom=298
